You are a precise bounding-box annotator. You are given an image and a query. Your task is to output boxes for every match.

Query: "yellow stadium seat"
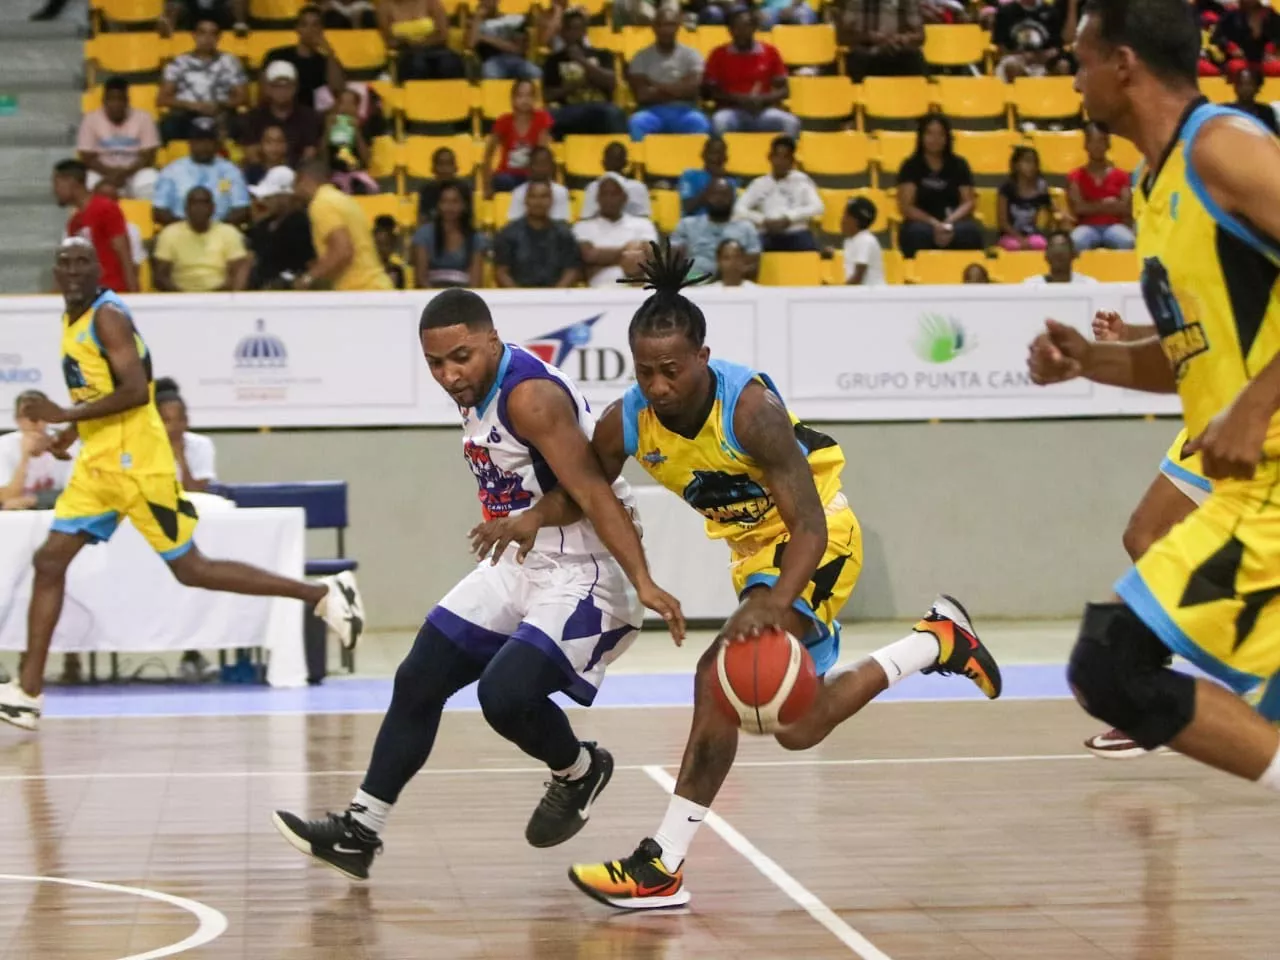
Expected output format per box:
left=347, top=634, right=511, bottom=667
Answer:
left=569, top=189, right=585, bottom=221
left=770, top=24, right=837, bottom=70
left=923, top=24, right=987, bottom=70
left=722, top=131, right=777, bottom=178
left=118, top=198, right=154, bottom=241
left=499, top=0, right=535, bottom=15
left=872, top=131, right=916, bottom=186
left=992, top=249, right=1045, bottom=283
left=825, top=249, right=845, bottom=285
left=564, top=134, right=630, bottom=178
left=818, top=187, right=892, bottom=235
left=1106, top=136, right=1142, bottom=175
left=954, top=129, right=1023, bottom=178
left=973, top=186, right=998, bottom=229
left=687, top=25, right=730, bottom=59
left=588, top=26, right=623, bottom=54
left=1263, top=78, right=1280, bottom=103
left=489, top=190, right=514, bottom=227
left=860, top=76, right=931, bottom=129
left=1198, top=75, right=1232, bottom=104
left=906, top=250, right=985, bottom=284
left=403, top=80, right=474, bottom=127
left=650, top=189, right=681, bottom=232
left=759, top=251, right=824, bottom=286
left=1078, top=248, right=1139, bottom=282
left=156, top=139, right=190, bottom=165
left=249, top=0, right=301, bottom=20
left=638, top=134, right=702, bottom=180
left=244, top=30, right=294, bottom=68
left=932, top=76, right=1008, bottom=126
left=479, top=78, right=542, bottom=123
left=97, top=0, right=163, bottom=27
left=621, top=25, right=652, bottom=62
left=882, top=248, right=905, bottom=284
left=403, top=134, right=476, bottom=179
left=798, top=131, right=871, bottom=182
left=353, top=193, right=402, bottom=228
left=1028, top=130, right=1085, bottom=177
left=368, top=79, right=402, bottom=116
left=788, top=75, right=856, bottom=122
left=1010, top=76, right=1081, bottom=124
left=327, top=30, right=389, bottom=73
left=368, top=136, right=400, bottom=179
left=88, top=34, right=162, bottom=77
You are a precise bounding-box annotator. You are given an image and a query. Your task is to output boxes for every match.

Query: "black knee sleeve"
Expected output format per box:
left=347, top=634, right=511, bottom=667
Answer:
left=477, top=640, right=579, bottom=769
left=1067, top=603, right=1196, bottom=750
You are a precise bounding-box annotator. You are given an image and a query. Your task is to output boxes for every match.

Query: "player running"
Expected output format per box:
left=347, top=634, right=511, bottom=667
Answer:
left=0, top=238, right=364, bottom=731
left=272, top=288, right=684, bottom=881
left=472, top=244, right=1003, bottom=909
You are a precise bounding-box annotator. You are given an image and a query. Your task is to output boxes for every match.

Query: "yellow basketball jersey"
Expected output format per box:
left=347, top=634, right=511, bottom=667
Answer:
left=1137, top=100, right=1280, bottom=461
left=61, top=288, right=175, bottom=474
left=621, top=359, right=846, bottom=555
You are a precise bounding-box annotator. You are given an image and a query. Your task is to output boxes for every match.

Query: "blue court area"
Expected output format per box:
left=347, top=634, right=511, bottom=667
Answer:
left=44, top=662, right=1078, bottom=719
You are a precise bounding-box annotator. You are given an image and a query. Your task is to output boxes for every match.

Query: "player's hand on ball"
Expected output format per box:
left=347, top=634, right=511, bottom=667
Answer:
left=637, top=579, right=685, bottom=645
left=1091, top=310, right=1124, bottom=342
left=1028, top=319, right=1088, bottom=385
left=1183, top=390, right=1271, bottom=480
left=719, top=590, right=785, bottom=644
left=468, top=514, right=539, bottom=564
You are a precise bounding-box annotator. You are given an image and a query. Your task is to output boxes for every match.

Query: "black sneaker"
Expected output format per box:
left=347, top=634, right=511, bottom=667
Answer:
left=525, top=742, right=613, bottom=848
left=272, top=809, right=382, bottom=880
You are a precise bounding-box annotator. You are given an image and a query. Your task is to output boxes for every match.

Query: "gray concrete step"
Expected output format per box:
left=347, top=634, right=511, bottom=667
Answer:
left=0, top=261, right=50, bottom=296
left=0, top=146, right=76, bottom=195
left=0, top=91, right=79, bottom=146
left=0, top=205, right=68, bottom=258
left=0, top=39, right=85, bottom=91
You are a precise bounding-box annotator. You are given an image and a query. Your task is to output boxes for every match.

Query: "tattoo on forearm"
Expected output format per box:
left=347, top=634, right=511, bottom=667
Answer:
left=736, top=388, right=826, bottom=535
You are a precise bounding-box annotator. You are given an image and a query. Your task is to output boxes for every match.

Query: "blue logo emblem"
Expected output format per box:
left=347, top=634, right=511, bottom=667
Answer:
left=234, top=319, right=288, bottom=369
left=641, top=448, right=667, bottom=466
left=524, top=315, right=604, bottom=367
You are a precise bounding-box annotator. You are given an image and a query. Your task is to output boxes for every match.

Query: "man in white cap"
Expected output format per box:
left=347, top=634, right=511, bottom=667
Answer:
left=240, top=59, right=322, bottom=169
left=246, top=166, right=317, bottom=289
left=571, top=173, right=658, bottom=287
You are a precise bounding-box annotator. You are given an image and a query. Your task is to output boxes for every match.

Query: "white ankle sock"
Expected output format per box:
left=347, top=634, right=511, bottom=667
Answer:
left=313, top=583, right=330, bottom=618
left=653, top=794, right=709, bottom=872
left=349, top=788, right=391, bottom=835
left=554, top=744, right=591, bottom=781
left=869, top=631, right=940, bottom=688
left=1257, top=744, right=1280, bottom=792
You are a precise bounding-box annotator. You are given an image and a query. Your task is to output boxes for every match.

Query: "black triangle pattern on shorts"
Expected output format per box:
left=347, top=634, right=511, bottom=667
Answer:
left=1179, top=536, right=1244, bottom=608
left=178, top=497, right=198, bottom=520
left=147, top=500, right=180, bottom=541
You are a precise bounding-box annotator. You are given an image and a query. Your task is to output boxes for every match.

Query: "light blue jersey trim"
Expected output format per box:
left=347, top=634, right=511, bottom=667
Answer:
left=159, top=540, right=194, bottom=562
left=51, top=511, right=120, bottom=544
left=1115, top=567, right=1260, bottom=695
left=1159, top=456, right=1212, bottom=493
left=1255, top=673, right=1280, bottom=722
left=621, top=384, right=646, bottom=458
left=710, top=359, right=784, bottom=457
left=741, top=571, right=840, bottom=676
left=475, top=345, right=511, bottom=419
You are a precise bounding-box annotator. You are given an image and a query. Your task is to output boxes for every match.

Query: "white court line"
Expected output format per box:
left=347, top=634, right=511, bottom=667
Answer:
left=642, top=765, right=892, bottom=960
left=0, top=874, right=227, bottom=960
left=0, top=752, right=1113, bottom=783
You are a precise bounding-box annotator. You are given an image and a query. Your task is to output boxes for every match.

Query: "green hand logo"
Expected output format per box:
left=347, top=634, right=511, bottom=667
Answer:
left=912, top=313, right=974, bottom=364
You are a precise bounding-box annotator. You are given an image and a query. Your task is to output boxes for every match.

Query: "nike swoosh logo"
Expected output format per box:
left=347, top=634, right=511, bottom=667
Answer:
left=687, top=816, right=703, bottom=823
left=332, top=844, right=366, bottom=855
left=635, top=878, right=680, bottom=897
left=578, top=774, right=606, bottom=820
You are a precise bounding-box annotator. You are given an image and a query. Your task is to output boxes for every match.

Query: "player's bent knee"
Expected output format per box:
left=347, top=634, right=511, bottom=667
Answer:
left=168, top=552, right=203, bottom=587
left=1067, top=602, right=1195, bottom=750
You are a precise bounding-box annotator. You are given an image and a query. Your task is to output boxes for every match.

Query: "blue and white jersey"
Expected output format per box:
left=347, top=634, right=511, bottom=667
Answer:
left=459, top=343, right=638, bottom=558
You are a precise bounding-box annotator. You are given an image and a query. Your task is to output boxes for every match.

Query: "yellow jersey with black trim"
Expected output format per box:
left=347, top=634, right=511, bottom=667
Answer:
left=1138, top=99, right=1280, bottom=461
left=621, top=359, right=846, bottom=554
left=61, top=288, right=175, bottom=475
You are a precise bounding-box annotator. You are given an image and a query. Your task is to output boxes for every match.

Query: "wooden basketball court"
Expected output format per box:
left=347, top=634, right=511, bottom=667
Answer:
left=3, top=692, right=1279, bottom=960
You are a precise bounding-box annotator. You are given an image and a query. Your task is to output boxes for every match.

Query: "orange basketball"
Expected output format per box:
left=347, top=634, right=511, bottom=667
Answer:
left=712, top=628, right=818, bottom=735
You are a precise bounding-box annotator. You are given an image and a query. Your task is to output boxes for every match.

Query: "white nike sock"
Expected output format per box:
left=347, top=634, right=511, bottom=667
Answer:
left=554, top=744, right=591, bottom=781
left=1257, top=743, right=1280, bottom=792
left=653, top=794, right=709, bottom=872
left=869, top=631, right=940, bottom=689
left=349, top=789, right=391, bottom=835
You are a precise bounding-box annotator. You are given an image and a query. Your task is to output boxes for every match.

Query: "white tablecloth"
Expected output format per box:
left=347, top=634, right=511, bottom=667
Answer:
left=635, top=486, right=739, bottom=621
left=0, top=504, right=307, bottom=687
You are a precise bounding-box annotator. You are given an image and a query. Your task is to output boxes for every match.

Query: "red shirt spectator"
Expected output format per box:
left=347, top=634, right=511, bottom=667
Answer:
left=1066, top=165, right=1129, bottom=227
left=491, top=108, right=554, bottom=176
left=704, top=41, right=787, bottom=96
left=67, top=193, right=131, bottom=291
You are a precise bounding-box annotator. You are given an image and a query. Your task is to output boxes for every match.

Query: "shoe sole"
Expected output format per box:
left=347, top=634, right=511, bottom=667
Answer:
left=1084, top=741, right=1166, bottom=759
left=527, top=749, right=614, bottom=849
left=0, top=706, right=38, bottom=731
left=270, top=811, right=369, bottom=882
left=567, top=867, right=692, bottom=911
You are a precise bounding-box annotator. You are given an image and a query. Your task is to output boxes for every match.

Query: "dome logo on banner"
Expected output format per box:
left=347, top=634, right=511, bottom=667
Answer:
left=234, top=319, right=289, bottom=370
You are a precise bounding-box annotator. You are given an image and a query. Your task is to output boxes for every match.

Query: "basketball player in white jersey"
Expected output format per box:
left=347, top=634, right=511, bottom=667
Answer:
left=273, top=289, right=685, bottom=880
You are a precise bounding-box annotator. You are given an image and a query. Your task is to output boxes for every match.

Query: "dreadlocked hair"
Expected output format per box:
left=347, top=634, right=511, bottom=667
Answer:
left=619, top=240, right=710, bottom=348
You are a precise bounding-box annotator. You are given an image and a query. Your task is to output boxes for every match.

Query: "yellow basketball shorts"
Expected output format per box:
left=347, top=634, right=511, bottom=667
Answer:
left=1116, top=462, right=1280, bottom=717
left=52, top=465, right=198, bottom=560
left=1158, top=427, right=1212, bottom=505
left=729, top=497, right=863, bottom=676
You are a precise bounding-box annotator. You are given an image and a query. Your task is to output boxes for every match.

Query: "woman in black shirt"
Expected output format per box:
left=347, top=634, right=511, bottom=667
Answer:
left=1232, top=67, right=1280, bottom=136
left=896, top=113, right=985, bottom=258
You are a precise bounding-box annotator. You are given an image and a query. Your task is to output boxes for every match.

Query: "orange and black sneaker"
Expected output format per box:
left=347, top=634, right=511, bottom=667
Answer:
left=568, top=838, right=691, bottom=910
left=915, top=594, right=1002, bottom=699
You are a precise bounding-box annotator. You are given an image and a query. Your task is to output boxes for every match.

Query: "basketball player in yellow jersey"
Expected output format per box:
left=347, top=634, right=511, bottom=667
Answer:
left=472, top=244, right=1003, bottom=909
left=0, top=239, right=366, bottom=732
left=1028, top=0, right=1280, bottom=794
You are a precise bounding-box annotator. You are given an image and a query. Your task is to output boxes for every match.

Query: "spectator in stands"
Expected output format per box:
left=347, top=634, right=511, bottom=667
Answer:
left=416, top=146, right=474, bottom=222
left=264, top=5, right=345, bottom=110
left=895, top=113, right=982, bottom=258
left=413, top=180, right=487, bottom=288
left=495, top=181, right=581, bottom=287
left=380, top=0, right=467, bottom=80
left=704, top=9, right=801, bottom=139
left=1066, top=121, right=1135, bottom=251
left=53, top=159, right=138, bottom=294
left=155, top=378, right=217, bottom=494
left=542, top=11, right=628, bottom=139
left=506, top=146, right=572, bottom=222
left=153, top=186, right=251, bottom=292
left=77, top=78, right=160, bottom=202
left=842, top=195, right=885, bottom=286
left=247, top=167, right=317, bottom=289
left=294, top=159, right=394, bottom=289
left=627, top=10, right=712, bottom=140
left=469, top=0, right=540, bottom=80
left=573, top=175, right=659, bottom=287
left=314, top=82, right=390, bottom=142
left=760, top=0, right=821, bottom=27
left=156, top=17, right=247, bottom=143
left=997, top=145, right=1053, bottom=251
left=992, top=0, right=1076, bottom=81
left=671, top=177, right=759, bottom=277
left=1231, top=66, right=1280, bottom=134
left=734, top=135, right=823, bottom=252
left=484, top=79, right=555, bottom=196
left=1023, top=230, right=1096, bottom=285
left=240, top=62, right=322, bottom=170
left=324, top=88, right=380, bottom=194
left=708, top=239, right=757, bottom=287
left=837, top=0, right=926, bottom=83
left=0, top=390, right=74, bottom=513
left=243, top=125, right=290, bottom=188
left=679, top=137, right=738, bottom=216
left=1212, top=0, right=1280, bottom=78
left=162, top=0, right=248, bottom=34
left=580, top=142, right=652, bottom=219
left=153, top=117, right=251, bottom=227
left=323, top=0, right=378, bottom=27
left=373, top=215, right=408, bottom=289
left=963, top=262, right=991, bottom=283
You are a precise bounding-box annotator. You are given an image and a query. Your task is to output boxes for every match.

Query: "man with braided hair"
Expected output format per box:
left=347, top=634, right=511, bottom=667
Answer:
left=470, top=242, right=1005, bottom=909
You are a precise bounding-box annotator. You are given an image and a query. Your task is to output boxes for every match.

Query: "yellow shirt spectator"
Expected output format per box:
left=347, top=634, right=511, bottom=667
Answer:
left=153, top=219, right=249, bottom=292
left=308, top=184, right=393, bottom=291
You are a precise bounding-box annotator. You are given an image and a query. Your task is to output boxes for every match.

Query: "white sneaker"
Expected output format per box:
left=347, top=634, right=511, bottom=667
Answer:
left=0, top=681, right=42, bottom=731
left=319, top=571, right=365, bottom=651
